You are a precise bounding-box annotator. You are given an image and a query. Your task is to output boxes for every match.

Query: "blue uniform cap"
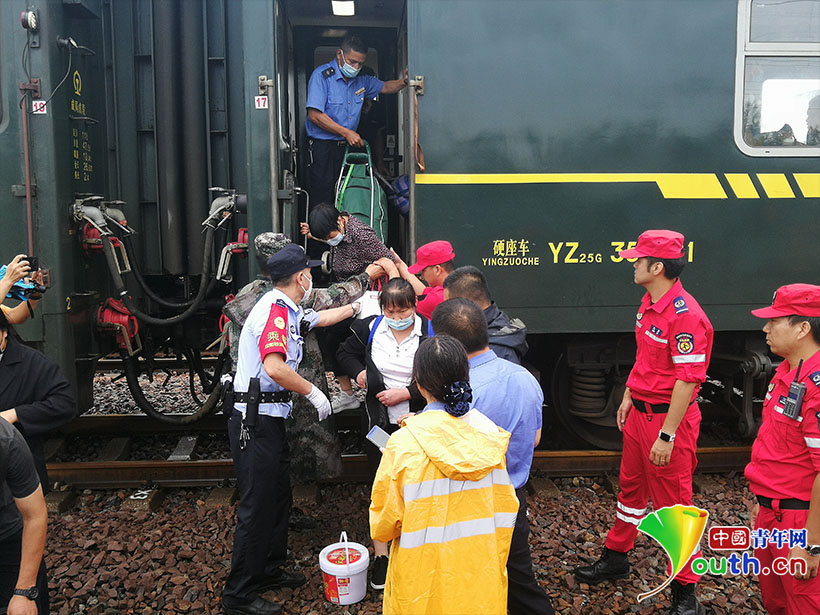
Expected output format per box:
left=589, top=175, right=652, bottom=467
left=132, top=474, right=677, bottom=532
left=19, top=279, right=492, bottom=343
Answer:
left=266, top=244, right=322, bottom=280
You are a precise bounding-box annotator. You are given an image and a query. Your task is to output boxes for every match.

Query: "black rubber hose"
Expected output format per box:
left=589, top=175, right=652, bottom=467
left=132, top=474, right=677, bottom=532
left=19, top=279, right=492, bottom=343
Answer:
left=186, top=348, right=212, bottom=391
left=122, top=235, right=197, bottom=309
left=120, top=349, right=220, bottom=424
left=102, top=231, right=214, bottom=326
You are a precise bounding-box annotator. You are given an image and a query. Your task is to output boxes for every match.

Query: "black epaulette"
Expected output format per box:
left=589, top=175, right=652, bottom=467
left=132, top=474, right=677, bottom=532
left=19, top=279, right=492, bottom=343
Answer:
left=275, top=298, right=288, bottom=308
left=322, top=66, right=335, bottom=78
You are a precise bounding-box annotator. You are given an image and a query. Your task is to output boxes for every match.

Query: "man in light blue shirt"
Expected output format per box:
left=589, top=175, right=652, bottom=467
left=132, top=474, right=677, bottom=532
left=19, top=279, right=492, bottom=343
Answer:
left=432, top=298, right=554, bottom=615
left=304, top=35, right=408, bottom=206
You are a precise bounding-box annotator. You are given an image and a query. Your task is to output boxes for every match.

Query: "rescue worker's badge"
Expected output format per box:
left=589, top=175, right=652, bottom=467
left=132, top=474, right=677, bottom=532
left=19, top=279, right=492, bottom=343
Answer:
left=636, top=312, right=643, bottom=321
left=810, top=371, right=820, bottom=389
left=768, top=382, right=776, bottom=393
left=673, top=296, right=688, bottom=314
left=675, top=333, right=694, bottom=354
left=274, top=316, right=286, bottom=330
left=816, top=411, right=820, bottom=432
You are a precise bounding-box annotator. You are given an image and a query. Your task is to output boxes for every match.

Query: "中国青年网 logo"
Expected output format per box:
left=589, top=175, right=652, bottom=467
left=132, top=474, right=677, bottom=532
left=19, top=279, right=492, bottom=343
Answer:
left=636, top=505, right=809, bottom=601
left=636, top=505, right=709, bottom=601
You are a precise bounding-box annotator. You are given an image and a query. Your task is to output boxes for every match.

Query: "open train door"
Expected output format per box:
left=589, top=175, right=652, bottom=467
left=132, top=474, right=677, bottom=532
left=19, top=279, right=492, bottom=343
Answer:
left=283, top=0, right=410, bottom=258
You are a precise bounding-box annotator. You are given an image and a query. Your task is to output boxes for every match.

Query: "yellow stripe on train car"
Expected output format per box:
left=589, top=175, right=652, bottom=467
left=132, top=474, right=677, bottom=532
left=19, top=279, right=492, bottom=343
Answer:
left=794, top=173, right=820, bottom=198
left=415, top=173, right=727, bottom=199
left=415, top=172, right=820, bottom=199
left=757, top=174, right=795, bottom=199
left=724, top=174, right=760, bottom=199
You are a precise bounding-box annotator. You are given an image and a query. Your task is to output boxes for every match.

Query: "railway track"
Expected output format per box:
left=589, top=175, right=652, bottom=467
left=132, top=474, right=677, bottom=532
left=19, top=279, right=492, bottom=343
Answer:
left=46, top=415, right=751, bottom=487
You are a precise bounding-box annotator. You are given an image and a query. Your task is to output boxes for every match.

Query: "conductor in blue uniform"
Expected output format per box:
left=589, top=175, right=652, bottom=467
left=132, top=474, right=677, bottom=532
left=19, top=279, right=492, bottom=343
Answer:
left=305, top=35, right=408, bottom=206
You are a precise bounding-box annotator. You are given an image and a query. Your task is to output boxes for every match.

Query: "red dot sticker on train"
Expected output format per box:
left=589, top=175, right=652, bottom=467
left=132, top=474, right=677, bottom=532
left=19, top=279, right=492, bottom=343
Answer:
left=325, top=547, right=362, bottom=565
left=675, top=333, right=694, bottom=354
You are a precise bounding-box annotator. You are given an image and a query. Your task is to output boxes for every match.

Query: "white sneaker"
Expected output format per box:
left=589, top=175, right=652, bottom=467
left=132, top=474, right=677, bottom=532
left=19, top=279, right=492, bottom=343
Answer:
left=332, top=392, right=361, bottom=413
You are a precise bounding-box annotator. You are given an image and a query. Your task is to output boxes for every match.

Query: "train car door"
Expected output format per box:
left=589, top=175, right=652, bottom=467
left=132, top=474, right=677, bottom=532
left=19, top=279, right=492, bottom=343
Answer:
left=284, top=0, right=409, bottom=252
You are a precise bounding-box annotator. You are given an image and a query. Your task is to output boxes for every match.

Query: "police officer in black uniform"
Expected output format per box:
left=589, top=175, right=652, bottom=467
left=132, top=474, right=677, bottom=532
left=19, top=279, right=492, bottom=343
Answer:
left=222, top=245, right=361, bottom=615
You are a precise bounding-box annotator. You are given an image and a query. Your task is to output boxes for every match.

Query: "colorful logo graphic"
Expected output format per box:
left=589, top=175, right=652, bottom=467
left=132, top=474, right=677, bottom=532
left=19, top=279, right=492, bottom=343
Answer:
left=637, top=505, right=709, bottom=601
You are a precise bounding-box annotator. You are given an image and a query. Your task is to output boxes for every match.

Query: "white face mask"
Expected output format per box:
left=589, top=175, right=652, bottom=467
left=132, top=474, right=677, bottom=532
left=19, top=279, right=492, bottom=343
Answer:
left=340, top=51, right=361, bottom=78
left=299, top=273, right=314, bottom=302
left=385, top=315, right=414, bottom=331
left=326, top=232, right=344, bottom=247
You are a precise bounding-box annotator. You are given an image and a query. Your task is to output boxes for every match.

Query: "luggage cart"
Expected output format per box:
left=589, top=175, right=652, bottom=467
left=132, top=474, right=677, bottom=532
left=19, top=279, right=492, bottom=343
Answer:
left=334, top=141, right=388, bottom=243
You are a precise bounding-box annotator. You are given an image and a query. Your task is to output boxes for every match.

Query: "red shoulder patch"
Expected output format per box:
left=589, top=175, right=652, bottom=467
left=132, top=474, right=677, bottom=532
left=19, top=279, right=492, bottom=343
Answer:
left=259, top=303, right=289, bottom=359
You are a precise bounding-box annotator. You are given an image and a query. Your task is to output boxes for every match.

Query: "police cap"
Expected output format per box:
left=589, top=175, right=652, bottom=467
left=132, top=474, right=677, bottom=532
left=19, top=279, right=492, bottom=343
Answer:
left=266, top=244, right=322, bottom=280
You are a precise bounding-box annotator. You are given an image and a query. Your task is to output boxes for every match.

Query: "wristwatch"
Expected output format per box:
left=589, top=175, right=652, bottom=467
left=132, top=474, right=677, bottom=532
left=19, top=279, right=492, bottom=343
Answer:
left=351, top=301, right=361, bottom=316
left=13, top=586, right=39, bottom=600
left=658, top=430, right=676, bottom=443
left=806, top=544, right=820, bottom=556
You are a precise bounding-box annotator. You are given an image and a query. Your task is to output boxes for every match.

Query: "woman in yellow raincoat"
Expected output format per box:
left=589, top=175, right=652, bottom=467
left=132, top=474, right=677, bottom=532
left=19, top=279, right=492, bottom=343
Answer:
left=369, top=335, right=520, bottom=614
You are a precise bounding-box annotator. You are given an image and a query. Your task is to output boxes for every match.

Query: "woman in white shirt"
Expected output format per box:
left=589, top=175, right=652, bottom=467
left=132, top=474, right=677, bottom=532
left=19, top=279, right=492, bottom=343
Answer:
left=336, top=278, right=433, bottom=589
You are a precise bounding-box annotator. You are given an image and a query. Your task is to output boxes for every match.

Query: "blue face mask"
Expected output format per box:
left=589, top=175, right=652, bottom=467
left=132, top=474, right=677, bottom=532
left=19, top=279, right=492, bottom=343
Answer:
left=340, top=51, right=361, bottom=79
left=385, top=315, right=414, bottom=331
left=326, top=233, right=344, bottom=247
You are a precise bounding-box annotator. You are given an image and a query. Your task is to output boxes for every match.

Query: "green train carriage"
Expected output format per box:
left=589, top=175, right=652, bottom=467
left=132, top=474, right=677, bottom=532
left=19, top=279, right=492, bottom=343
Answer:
left=0, top=0, right=817, bottom=447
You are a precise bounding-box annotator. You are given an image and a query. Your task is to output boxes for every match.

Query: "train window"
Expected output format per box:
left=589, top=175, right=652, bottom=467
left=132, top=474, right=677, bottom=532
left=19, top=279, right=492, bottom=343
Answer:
left=742, top=57, right=820, bottom=146
left=750, top=0, right=820, bottom=43
left=735, top=0, right=820, bottom=156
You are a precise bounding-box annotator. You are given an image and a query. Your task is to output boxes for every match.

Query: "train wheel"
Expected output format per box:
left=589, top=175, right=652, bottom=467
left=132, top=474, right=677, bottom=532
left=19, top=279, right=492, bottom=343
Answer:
left=119, top=346, right=227, bottom=424
left=550, top=353, right=625, bottom=451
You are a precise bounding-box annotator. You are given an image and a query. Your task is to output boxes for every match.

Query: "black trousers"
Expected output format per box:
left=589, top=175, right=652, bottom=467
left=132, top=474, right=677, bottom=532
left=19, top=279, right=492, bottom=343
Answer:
left=507, top=486, right=554, bottom=615
left=0, top=529, right=49, bottom=614
left=223, top=412, right=292, bottom=605
left=306, top=138, right=347, bottom=207
left=317, top=316, right=355, bottom=375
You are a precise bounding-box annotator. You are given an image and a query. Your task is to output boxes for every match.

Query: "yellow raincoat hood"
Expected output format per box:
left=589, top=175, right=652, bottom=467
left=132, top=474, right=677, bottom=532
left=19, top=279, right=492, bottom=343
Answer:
left=404, top=408, right=511, bottom=481
left=370, top=409, right=519, bottom=615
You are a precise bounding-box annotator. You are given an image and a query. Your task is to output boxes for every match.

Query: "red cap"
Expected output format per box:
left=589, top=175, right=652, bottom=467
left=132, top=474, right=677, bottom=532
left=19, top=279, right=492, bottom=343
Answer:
left=619, top=230, right=685, bottom=260
left=751, top=284, right=820, bottom=319
left=408, top=240, right=456, bottom=274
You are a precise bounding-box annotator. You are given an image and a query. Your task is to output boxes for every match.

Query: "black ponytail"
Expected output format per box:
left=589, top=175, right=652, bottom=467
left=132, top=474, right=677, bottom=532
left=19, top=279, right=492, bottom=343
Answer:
left=413, top=335, right=472, bottom=417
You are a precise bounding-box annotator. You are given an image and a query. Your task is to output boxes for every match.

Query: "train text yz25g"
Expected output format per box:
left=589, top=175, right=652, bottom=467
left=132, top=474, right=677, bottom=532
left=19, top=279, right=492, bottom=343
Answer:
left=548, top=241, right=695, bottom=265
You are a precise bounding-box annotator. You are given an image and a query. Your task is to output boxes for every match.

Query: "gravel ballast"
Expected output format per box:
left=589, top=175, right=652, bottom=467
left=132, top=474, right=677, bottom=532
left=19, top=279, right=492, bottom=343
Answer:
left=45, top=473, right=766, bottom=614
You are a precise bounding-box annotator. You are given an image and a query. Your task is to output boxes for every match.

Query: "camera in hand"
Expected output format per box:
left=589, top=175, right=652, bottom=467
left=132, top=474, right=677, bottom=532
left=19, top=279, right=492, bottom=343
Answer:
left=23, top=282, right=47, bottom=299
left=26, top=255, right=39, bottom=271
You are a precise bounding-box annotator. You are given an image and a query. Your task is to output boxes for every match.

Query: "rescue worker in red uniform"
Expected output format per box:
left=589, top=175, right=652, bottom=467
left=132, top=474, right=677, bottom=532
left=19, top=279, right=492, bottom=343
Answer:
left=574, top=230, right=713, bottom=615
left=746, top=284, right=820, bottom=615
